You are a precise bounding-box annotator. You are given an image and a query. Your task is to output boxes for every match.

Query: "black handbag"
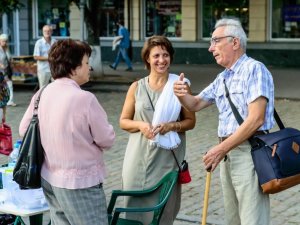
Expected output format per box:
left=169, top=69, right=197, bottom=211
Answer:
left=224, top=80, right=300, bottom=194
left=13, top=86, right=47, bottom=189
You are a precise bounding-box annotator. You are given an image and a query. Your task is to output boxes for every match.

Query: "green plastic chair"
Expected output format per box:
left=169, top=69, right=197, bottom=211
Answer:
left=107, top=170, right=178, bottom=225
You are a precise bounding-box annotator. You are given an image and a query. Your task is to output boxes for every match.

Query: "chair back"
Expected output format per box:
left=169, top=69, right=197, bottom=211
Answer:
left=107, top=170, right=178, bottom=225
left=150, top=170, right=178, bottom=224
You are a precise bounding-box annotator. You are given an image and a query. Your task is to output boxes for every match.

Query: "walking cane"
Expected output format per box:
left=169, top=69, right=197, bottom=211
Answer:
left=201, top=168, right=211, bottom=225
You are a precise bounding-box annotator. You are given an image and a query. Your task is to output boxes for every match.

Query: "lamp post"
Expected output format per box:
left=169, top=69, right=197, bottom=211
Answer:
left=79, top=0, right=85, bottom=41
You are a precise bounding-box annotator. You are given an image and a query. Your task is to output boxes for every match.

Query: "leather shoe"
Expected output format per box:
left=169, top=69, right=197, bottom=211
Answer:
left=125, top=67, right=133, bottom=71
left=109, top=65, right=116, bottom=70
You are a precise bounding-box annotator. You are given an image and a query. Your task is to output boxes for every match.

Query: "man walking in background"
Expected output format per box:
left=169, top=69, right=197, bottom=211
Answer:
left=110, top=20, right=133, bottom=72
left=34, top=25, right=56, bottom=89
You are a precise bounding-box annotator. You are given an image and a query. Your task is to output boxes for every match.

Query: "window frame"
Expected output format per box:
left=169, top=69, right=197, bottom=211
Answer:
left=143, top=0, right=183, bottom=40
left=268, top=0, right=300, bottom=42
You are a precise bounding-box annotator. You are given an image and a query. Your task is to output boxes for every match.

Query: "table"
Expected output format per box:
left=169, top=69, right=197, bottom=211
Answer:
left=11, top=55, right=38, bottom=85
left=0, top=168, right=50, bottom=225
left=0, top=200, right=49, bottom=225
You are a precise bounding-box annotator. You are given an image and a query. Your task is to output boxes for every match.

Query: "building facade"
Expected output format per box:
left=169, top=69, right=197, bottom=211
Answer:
left=1, top=0, right=300, bottom=67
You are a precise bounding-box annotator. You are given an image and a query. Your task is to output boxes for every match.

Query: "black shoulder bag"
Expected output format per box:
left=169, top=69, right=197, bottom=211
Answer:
left=13, top=85, right=47, bottom=189
left=224, top=80, right=300, bottom=194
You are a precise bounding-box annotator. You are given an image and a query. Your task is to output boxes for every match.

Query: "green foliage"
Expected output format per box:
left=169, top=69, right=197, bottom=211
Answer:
left=0, top=0, right=24, bottom=15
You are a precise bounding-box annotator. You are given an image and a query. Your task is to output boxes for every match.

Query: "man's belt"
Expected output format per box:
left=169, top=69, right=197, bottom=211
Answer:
left=218, top=130, right=267, bottom=143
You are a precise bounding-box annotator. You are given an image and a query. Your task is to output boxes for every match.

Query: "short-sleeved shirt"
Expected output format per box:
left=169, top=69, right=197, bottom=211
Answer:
left=199, top=54, right=275, bottom=137
left=118, top=26, right=130, bottom=48
left=33, top=37, right=56, bottom=72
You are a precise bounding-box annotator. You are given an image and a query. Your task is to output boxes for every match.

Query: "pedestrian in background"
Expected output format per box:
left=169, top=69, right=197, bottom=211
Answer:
left=174, top=18, right=274, bottom=225
left=120, top=35, right=195, bottom=224
left=33, top=25, right=56, bottom=89
left=20, top=39, right=115, bottom=225
left=0, top=34, right=16, bottom=106
left=109, top=20, right=133, bottom=71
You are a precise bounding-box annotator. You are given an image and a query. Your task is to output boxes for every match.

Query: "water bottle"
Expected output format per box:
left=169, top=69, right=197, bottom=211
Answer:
left=8, top=140, right=22, bottom=167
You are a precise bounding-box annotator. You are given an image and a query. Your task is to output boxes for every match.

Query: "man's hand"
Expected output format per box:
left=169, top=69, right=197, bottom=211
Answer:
left=203, top=144, right=228, bottom=172
left=174, top=73, right=188, bottom=97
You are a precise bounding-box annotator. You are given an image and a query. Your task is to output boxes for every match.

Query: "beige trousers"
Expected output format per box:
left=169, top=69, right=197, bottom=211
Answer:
left=37, top=71, right=51, bottom=89
left=220, top=142, right=271, bottom=225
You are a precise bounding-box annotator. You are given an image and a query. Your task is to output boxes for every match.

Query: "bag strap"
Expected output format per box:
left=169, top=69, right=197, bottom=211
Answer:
left=33, top=85, right=47, bottom=115
left=223, top=79, right=284, bottom=147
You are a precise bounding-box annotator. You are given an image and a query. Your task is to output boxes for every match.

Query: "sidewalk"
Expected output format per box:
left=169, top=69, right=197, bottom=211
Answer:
left=6, top=92, right=299, bottom=225
left=97, top=62, right=300, bottom=100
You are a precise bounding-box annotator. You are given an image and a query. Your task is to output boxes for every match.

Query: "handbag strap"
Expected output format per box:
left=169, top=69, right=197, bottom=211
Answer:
left=33, top=85, right=47, bottom=115
left=223, top=79, right=284, bottom=147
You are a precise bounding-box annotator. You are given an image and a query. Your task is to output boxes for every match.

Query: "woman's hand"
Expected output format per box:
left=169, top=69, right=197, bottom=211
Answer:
left=152, top=122, right=177, bottom=135
left=140, top=122, right=155, bottom=140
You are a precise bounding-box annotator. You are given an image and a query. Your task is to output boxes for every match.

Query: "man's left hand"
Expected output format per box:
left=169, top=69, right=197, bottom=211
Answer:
left=203, top=144, right=227, bottom=172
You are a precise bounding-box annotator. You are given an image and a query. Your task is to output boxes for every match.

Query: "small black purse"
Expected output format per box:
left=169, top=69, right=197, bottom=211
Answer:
left=13, top=86, right=47, bottom=189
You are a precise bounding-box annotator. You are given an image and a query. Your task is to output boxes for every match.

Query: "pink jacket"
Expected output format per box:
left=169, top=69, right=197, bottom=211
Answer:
left=19, top=78, right=115, bottom=189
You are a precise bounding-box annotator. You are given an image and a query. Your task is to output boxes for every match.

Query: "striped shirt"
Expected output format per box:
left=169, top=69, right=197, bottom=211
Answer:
left=199, top=54, right=275, bottom=137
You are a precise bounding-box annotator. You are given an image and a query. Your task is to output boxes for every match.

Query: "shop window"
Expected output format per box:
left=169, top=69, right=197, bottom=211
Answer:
left=272, top=0, right=300, bottom=39
left=145, top=0, right=182, bottom=37
left=1, top=12, right=17, bottom=54
left=99, top=0, right=124, bottom=37
left=202, top=0, right=249, bottom=38
left=36, top=0, right=70, bottom=37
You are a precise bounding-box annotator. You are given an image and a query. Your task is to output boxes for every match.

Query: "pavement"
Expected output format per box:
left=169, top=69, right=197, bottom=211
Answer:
left=1, top=62, right=300, bottom=225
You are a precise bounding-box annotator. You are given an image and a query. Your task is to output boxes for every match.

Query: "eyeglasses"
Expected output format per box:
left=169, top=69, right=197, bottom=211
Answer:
left=210, top=36, right=235, bottom=46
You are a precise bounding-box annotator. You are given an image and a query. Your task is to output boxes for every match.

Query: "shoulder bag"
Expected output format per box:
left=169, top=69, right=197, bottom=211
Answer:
left=224, top=80, right=300, bottom=194
left=13, top=85, right=47, bottom=189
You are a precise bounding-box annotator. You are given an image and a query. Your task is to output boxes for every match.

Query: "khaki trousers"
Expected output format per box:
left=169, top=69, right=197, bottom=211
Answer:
left=220, top=142, right=271, bottom=225
left=37, top=71, right=51, bottom=89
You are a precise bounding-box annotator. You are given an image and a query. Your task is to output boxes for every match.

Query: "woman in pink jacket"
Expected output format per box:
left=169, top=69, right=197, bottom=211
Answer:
left=19, top=39, right=115, bottom=225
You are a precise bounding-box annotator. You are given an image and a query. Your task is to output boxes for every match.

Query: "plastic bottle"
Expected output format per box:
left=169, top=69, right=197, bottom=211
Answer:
left=8, top=140, right=22, bottom=167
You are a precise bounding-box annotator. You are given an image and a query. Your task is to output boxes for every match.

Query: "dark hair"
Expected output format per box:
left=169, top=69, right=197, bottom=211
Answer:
left=117, top=20, right=124, bottom=26
left=48, top=39, right=92, bottom=79
left=141, top=35, right=174, bottom=70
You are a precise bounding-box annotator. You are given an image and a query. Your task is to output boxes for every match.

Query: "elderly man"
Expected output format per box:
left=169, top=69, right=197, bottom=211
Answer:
left=33, top=25, right=56, bottom=89
left=174, top=18, right=275, bottom=225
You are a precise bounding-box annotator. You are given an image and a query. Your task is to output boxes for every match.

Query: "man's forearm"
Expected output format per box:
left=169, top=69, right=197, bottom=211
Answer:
left=34, top=56, right=48, bottom=61
left=178, top=94, right=210, bottom=112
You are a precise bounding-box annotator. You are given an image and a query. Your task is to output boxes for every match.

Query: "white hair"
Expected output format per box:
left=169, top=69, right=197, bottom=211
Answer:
left=0, top=34, right=8, bottom=41
left=215, top=18, right=247, bottom=51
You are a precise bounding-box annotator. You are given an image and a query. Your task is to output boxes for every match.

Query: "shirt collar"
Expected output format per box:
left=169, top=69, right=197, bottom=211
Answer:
left=54, top=77, right=81, bottom=88
left=229, top=54, right=248, bottom=74
left=222, top=54, right=248, bottom=79
left=42, top=37, right=53, bottom=45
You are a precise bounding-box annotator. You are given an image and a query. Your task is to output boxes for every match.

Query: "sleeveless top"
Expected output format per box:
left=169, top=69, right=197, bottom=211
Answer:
left=121, top=76, right=186, bottom=224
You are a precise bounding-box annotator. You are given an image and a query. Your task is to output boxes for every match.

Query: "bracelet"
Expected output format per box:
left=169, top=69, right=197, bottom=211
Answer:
left=175, top=122, right=182, bottom=132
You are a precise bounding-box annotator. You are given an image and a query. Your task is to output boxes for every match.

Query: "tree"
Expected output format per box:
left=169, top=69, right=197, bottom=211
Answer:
left=0, top=0, right=24, bottom=16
